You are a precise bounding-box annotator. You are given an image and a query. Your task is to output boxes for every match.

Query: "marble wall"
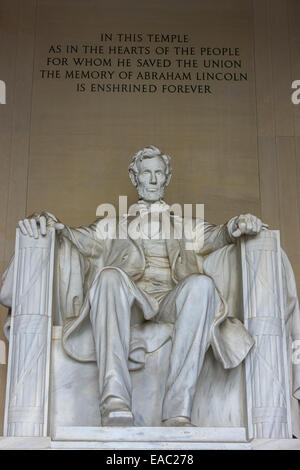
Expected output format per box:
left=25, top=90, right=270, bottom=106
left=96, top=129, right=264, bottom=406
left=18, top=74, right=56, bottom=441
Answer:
left=0, top=0, right=300, bottom=433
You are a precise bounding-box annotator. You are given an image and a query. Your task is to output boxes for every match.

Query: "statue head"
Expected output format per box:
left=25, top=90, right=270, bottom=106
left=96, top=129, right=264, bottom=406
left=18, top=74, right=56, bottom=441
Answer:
left=128, top=146, right=172, bottom=203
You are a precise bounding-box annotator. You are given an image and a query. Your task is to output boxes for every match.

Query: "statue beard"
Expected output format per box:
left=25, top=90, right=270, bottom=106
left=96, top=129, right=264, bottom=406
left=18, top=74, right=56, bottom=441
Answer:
left=137, top=184, right=166, bottom=203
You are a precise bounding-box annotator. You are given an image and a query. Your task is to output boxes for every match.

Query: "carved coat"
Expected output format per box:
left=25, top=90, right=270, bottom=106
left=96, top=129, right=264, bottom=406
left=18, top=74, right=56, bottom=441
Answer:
left=52, top=209, right=255, bottom=369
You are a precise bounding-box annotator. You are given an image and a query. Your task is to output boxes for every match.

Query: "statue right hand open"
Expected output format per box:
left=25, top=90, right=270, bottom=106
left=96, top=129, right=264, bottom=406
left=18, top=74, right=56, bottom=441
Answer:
left=18, top=212, right=64, bottom=238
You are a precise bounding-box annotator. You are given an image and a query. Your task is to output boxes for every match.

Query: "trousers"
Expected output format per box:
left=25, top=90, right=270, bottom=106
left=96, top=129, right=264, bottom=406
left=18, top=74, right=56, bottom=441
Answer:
left=89, top=267, right=221, bottom=421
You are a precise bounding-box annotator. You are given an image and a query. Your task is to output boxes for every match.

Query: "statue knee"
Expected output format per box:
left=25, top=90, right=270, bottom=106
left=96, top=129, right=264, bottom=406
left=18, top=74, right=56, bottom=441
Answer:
left=174, top=274, right=217, bottom=324
left=92, top=268, right=124, bottom=293
left=98, top=267, right=123, bottom=283
left=183, top=274, right=215, bottom=294
left=89, top=268, right=131, bottom=319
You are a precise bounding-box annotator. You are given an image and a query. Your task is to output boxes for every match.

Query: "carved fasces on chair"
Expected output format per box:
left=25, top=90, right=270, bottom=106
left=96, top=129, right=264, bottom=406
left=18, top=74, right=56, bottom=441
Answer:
left=241, top=230, right=292, bottom=439
left=4, top=228, right=55, bottom=437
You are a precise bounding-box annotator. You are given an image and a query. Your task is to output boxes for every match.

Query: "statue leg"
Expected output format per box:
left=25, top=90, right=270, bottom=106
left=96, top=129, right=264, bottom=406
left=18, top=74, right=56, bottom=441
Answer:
left=160, top=274, right=221, bottom=425
left=89, top=267, right=135, bottom=425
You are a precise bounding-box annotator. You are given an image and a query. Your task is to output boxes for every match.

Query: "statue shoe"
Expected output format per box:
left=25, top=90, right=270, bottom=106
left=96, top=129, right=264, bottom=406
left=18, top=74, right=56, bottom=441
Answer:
left=101, top=398, right=134, bottom=427
left=162, top=417, right=196, bottom=427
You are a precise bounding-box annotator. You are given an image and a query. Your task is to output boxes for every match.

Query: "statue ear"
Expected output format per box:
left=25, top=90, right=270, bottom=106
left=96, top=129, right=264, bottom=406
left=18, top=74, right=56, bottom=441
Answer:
left=129, top=169, right=138, bottom=187
left=165, top=173, right=172, bottom=187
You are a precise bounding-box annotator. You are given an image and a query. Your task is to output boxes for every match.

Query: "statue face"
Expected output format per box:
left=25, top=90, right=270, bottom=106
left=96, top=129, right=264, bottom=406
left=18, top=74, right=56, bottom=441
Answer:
left=136, top=156, right=168, bottom=202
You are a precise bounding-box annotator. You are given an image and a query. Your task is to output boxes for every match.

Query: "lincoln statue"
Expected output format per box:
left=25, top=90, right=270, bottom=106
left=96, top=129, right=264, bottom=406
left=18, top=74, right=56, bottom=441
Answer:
left=3, top=145, right=270, bottom=427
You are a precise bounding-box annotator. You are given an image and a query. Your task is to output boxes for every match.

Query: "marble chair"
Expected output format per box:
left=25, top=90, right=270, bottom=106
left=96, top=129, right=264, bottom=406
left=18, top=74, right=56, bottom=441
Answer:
left=2, top=228, right=298, bottom=442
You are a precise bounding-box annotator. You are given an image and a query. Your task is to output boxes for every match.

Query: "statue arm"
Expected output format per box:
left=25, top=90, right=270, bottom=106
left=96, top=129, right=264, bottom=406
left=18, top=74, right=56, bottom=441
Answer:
left=0, top=255, right=14, bottom=308
left=59, top=220, right=105, bottom=259
left=17, top=210, right=105, bottom=259
left=197, top=220, right=235, bottom=255
left=196, top=213, right=266, bottom=255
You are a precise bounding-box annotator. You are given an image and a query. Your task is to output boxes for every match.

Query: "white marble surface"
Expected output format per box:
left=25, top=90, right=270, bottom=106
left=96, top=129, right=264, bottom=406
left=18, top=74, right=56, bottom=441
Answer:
left=252, top=438, right=300, bottom=450
left=1, top=436, right=300, bottom=450
left=52, top=425, right=247, bottom=442
left=3, top=226, right=298, bottom=438
left=50, top=326, right=101, bottom=428
left=0, top=437, right=51, bottom=449
left=50, top=441, right=252, bottom=450
left=50, top=327, right=245, bottom=428
left=241, top=231, right=292, bottom=439
left=3, top=229, right=55, bottom=437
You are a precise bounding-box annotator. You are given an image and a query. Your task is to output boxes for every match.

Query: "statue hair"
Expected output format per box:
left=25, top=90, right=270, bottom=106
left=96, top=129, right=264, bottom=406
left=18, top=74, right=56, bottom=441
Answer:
left=128, top=146, right=172, bottom=179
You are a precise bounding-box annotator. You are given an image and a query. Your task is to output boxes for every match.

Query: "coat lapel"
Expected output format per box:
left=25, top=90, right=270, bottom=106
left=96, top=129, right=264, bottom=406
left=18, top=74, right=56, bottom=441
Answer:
left=165, top=215, right=182, bottom=283
left=119, top=214, right=146, bottom=277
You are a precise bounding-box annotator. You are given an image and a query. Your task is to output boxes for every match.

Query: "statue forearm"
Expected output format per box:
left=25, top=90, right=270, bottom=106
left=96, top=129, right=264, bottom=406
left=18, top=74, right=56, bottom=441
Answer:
left=20, top=211, right=104, bottom=259
left=60, top=224, right=104, bottom=259
left=198, top=222, right=234, bottom=255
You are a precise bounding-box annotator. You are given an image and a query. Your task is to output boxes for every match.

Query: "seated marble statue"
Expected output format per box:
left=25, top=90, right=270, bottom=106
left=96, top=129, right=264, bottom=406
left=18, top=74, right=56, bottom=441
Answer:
left=2, top=146, right=274, bottom=427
